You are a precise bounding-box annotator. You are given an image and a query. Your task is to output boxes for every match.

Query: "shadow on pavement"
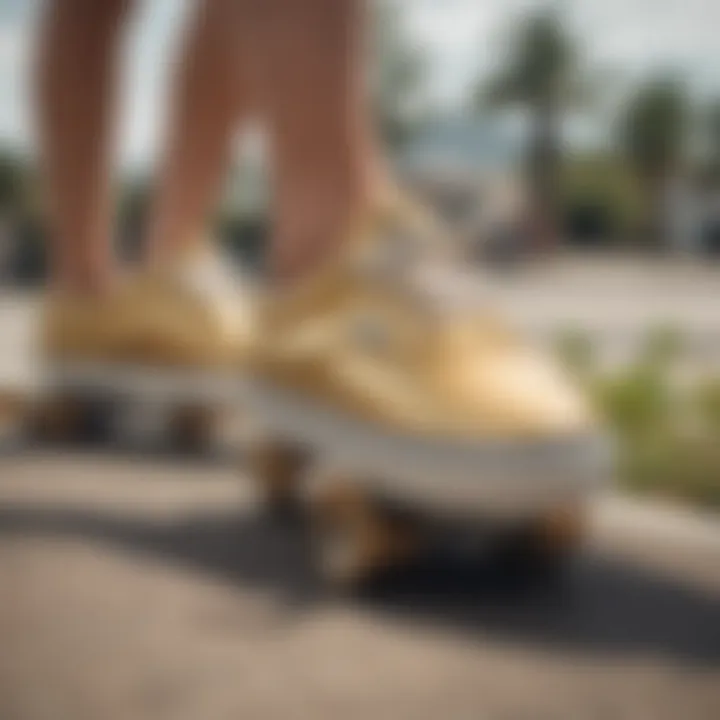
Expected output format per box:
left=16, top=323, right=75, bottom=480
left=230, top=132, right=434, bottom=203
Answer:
left=0, top=502, right=718, bottom=668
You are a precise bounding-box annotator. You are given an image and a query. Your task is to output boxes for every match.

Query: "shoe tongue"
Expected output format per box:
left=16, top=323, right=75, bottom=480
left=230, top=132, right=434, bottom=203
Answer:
left=266, top=193, right=464, bottom=328
left=346, top=196, right=511, bottom=331
left=346, top=194, right=452, bottom=281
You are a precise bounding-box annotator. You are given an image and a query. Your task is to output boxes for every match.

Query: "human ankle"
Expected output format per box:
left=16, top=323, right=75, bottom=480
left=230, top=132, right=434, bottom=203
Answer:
left=271, top=184, right=374, bottom=283
left=51, top=263, right=115, bottom=297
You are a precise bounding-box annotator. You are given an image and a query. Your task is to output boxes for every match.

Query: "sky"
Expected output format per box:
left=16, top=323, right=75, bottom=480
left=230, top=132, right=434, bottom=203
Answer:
left=1, top=0, right=719, bottom=169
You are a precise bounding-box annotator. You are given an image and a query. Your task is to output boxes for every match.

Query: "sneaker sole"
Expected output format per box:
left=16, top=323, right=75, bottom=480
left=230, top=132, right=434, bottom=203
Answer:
left=245, top=378, right=612, bottom=520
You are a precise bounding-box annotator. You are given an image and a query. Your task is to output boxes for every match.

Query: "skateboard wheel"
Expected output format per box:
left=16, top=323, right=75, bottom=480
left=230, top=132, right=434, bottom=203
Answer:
left=0, top=390, right=27, bottom=445
left=496, top=503, right=586, bottom=581
left=247, top=439, right=308, bottom=514
left=534, top=503, right=587, bottom=556
left=310, top=480, right=415, bottom=592
left=168, top=404, right=219, bottom=453
left=32, top=396, right=87, bottom=442
left=32, top=395, right=117, bottom=444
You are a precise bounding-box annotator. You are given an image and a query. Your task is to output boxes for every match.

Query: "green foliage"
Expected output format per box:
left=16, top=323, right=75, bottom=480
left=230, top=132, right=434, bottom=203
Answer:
left=619, top=431, right=720, bottom=509
left=553, top=327, right=596, bottom=378
left=639, top=323, right=685, bottom=368
left=618, top=79, right=688, bottom=181
left=563, top=326, right=719, bottom=509
left=588, top=325, right=685, bottom=441
left=481, top=11, right=580, bottom=110
left=694, top=377, right=720, bottom=432
left=592, top=364, right=720, bottom=508
left=592, top=364, right=673, bottom=441
left=475, top=9, right=591, bottom=243
left=560, top=154, right=642, bottom=240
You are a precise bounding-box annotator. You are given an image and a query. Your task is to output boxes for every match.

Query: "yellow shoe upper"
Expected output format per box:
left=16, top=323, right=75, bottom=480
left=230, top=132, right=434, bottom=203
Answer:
left=251, top=201, right=595, bottom=440
left=43, top=248, right=256, bottom=370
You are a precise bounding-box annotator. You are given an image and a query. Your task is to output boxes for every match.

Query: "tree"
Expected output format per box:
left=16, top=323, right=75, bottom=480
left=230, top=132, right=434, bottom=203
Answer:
left=370, top=1, right=430, bottom=151
left=476, top=9, right=588, bottom=249
left=618, top=79, right=688, bottom=248
left=560, top=153, right=642, bottom=245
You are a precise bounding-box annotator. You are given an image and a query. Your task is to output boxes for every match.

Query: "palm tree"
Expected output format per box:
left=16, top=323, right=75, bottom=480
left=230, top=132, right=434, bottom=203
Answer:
left=618, top=79, right=688, bottom=248
left=477, top=9, right=587, bottom=249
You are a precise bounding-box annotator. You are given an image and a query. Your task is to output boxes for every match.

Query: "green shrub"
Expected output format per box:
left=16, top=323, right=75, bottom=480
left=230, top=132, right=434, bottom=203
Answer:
left=560, top=154, right=643, bottom=243
left=589, top=359, right=720, bottom=509
left=639, top=323, right=685, bottom=369
left=694, top=377, right=720, bottom=433
left=553, top=327, right=596, bottom=378
left=552, top=323, right=718, bottom=509
left=619, top=431, right=720, bottom=509
left=591, top=364, right=673, bottom=440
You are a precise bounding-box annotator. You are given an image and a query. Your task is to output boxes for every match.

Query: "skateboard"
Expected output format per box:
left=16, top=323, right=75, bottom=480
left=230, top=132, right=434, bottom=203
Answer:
left=247, top=432, right=589, bottom=592
left=241, top=381, right=603, bottom=592
left=26, top=360, right=246, bottom=453
left=3, top=362, right=598, bottom=592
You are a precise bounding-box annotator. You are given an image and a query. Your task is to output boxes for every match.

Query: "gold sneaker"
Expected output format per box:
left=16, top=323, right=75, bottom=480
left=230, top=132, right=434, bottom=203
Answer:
left=41, top=247, right=256, bottom=398
left=246, top=201, right=609, bottom=517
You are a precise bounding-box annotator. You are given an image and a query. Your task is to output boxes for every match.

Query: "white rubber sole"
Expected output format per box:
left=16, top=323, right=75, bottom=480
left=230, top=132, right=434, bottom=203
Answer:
left=245, top=379, right=611, bottom=520
left=36, top=361, right=611, bottom=520
left=41, top=360, right=245, bottom=407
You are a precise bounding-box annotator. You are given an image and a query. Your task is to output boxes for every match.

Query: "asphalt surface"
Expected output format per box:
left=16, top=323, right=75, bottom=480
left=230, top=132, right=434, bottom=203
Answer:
left=0, top=451, right=718, bottom=720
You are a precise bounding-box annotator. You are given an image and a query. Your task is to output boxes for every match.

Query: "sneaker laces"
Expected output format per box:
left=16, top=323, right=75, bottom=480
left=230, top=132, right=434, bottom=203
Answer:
left=354, top=203, right=499, bottom=320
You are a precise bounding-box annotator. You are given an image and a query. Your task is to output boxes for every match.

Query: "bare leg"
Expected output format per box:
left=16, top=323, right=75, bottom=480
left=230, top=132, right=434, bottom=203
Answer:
left=37, top=0, right=385, bottom=288
left=36, top=0, right=131, bottom=294
left=253, top=0, right=388, bottom=280
left=145, top=0, right=252, bottom=266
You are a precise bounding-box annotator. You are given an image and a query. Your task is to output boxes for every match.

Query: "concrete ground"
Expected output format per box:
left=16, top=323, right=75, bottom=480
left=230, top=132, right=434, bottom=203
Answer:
left=488, top=255, right=720, bottom=369
left=0, top=451, right=718, bottom=720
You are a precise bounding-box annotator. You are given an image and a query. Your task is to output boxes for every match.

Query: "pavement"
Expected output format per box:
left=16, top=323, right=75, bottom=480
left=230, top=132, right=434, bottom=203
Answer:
left=488, top=256, right=720, bottom=369
left=0, top=451, right=718, bottom=720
